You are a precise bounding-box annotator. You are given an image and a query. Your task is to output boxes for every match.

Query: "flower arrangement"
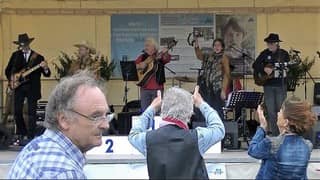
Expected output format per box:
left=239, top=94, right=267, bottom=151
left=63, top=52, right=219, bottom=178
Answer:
left=287, top=49, right=315, bottom=91
left=52, top=51, right=115, bottom=81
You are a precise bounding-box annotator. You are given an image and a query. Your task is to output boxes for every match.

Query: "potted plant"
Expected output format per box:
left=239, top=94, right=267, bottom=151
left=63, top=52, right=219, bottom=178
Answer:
left=287, top=49, right=315, bottom=92
left=52, top=51, right=116, bottom=81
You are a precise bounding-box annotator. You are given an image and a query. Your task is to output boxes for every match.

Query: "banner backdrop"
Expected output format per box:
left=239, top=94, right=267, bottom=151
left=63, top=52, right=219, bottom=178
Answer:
left=111, top=14, right=256, bottom=78
left=111, top=14, right=159, bottom=77
left=216, top=15, right=257, bottom=76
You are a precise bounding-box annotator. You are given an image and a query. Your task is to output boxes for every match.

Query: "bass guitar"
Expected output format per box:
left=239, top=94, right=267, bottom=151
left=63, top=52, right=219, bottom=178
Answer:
left=137, top=39, right=177, bottom=86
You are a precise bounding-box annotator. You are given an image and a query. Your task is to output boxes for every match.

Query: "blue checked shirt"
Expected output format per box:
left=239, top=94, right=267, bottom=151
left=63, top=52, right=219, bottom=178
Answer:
left=129, top=102, right=225, bottom=156
left=8, top=129, right=87, bottom=179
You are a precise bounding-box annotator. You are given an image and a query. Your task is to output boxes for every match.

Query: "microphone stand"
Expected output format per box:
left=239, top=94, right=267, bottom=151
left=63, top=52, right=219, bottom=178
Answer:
left=290, top=52, right=315, bottom=100
left=229, top=45, right=255, bottom=90
left=122, top=56, right=129, bottom=105
left=304, top=68, right=316, bottom=100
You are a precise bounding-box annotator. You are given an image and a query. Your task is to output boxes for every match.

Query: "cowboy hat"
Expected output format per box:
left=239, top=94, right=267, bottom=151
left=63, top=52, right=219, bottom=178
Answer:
left=264, top=33, right=282, bottom=43
left=13, top=33, right=34, bottom=46
left=74, top=40, right=96, bottom=54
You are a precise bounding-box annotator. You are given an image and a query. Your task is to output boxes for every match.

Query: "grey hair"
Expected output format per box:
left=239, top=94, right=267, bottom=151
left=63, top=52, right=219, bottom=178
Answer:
left=44, top=70, right=103, bottom=130
left=161, top=87, right=193, bottom=123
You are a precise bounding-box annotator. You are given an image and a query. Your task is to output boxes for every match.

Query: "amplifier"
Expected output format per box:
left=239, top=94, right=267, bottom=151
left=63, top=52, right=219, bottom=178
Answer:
left=312, top=122, right=320, bottom=149
left=314, top=83, right=320, bottom=105
left=223, top=121, right=240, bottom=149
left=117, top=111, right=141, bottom=135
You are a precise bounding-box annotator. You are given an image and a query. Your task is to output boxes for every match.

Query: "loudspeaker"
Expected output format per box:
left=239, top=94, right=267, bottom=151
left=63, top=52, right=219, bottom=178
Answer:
left=35, top=101, right=48, bottom=136
left=117, top=111, right=141, bottom=135
left=314, top=83, right=320, bottom=105
left=191, top=120, right=240, bottom=149
left=311, top=122, right=320, bottom=149
left=122, top=100, right=141, bottom=112
left=223, top=121, right=239, bottom=149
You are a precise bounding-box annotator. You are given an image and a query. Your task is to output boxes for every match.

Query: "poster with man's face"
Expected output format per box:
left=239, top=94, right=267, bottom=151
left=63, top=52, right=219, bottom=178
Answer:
left=216, top=15, right=256, bottom=76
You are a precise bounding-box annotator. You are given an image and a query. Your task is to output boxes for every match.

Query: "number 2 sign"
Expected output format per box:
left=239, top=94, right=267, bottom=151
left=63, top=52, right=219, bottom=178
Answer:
left=105, top=139, right=114, bottom=153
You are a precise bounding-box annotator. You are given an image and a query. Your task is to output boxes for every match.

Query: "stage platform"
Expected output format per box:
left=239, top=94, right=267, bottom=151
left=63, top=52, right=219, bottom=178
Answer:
left=0, top=149, right=319, bottom=179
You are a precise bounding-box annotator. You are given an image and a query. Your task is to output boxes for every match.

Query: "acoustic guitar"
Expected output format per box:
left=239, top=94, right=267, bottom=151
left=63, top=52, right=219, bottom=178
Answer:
left=253, top=57, right=301, bottom=86
left=253, top=63, right=274, bottom=86
left=137, top=39, right=177, bottom=86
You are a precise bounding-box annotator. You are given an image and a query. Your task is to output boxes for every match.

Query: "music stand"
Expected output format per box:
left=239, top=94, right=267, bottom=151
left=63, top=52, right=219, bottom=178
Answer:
left=226, top=91, right=264, bottom=148
left=120, top=61, right=138, bottom=105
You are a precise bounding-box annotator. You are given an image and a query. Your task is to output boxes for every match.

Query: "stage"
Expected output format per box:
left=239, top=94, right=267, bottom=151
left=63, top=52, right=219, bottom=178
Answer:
left=0, top=149, right=319, bottom=179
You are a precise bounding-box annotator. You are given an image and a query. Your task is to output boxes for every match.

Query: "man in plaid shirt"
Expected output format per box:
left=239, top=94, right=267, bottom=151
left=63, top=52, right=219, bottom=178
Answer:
left=8, top=71, right=110, bottom=179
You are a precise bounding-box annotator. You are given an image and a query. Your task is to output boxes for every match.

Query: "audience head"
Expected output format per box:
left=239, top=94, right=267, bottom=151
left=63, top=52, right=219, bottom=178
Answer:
left=44, top=70, right=109, bottom=152
left=277, top=96, right=317, bottom=135
left=161, top=87, right=193, bottom=124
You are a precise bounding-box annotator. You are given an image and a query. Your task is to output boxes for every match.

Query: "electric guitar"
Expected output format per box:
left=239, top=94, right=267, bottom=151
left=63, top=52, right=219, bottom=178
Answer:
left=10, top=63, right=43, bottom=90
left=137, top=39, right=177, bottom=87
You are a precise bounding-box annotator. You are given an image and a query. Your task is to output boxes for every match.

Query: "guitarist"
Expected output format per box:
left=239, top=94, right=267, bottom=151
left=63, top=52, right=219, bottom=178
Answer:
left=135, top=37, right=171, bottom=115
left=252, top=33, right=289, bottom=136
left=5, top=33, right=51, bottom=145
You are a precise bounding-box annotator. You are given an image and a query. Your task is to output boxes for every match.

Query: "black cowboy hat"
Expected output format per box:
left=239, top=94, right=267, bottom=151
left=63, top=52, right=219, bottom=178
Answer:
left=13, top=33, right=34, bottom=46
left=264, top=33, right=282, bottom=43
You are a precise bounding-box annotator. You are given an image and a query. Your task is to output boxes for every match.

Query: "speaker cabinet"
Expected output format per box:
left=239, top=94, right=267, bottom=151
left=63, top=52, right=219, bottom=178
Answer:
left=314, top=83, right=320, bottom=105
left=223, top=121, right=240, bottom=149
left=117, top=112, right=141, bottom=135
left=311, top=122, right=320, bottom=149
left=191, top=120, right=240, bottom=149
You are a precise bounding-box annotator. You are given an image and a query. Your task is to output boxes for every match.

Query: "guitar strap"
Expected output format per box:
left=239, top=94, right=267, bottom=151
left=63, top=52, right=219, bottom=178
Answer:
left=276, top=48, right=282, bottom=63
left=27, top=51, right=38, bottom=68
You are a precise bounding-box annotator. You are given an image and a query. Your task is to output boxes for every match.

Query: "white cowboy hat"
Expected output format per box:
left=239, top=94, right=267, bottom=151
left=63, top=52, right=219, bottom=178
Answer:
left=74, top=40, right=96, bottom=54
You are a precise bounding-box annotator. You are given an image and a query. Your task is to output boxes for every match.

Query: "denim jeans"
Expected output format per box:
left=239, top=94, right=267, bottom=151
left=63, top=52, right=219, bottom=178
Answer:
left=263, top=85, right=287, bottom=136
left=140, top=88, right=163, bottom=129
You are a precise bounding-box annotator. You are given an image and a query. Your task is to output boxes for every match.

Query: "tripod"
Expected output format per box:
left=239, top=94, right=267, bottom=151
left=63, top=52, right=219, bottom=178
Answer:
left=120, top=61, right=139, bottom=105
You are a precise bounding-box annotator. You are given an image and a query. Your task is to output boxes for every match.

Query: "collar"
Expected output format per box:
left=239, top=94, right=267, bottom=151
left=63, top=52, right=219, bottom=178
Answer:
left=22, top=49, right=31, bottom=54
left=43, top=129, right=86, bottom=168
left=162, top=116, right=189, bottom=130
left=213, top=51, right=223, bottom=56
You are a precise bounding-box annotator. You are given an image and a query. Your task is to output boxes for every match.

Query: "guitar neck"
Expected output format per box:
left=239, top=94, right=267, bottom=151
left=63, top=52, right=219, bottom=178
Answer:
left=22, top=64, right=41, bottom=77
left=156, top=50, right=167, bottom=59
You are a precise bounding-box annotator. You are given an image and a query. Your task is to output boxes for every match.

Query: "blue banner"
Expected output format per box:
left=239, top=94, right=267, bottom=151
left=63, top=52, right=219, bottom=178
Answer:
left=111, top=14, right=159, bottom=77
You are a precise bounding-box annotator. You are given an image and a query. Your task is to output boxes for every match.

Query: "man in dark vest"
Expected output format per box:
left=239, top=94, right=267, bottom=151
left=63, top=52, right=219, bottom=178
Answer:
left=5, top=33, right=51, bottom=145
left=129, top=85, right=225, bottom=179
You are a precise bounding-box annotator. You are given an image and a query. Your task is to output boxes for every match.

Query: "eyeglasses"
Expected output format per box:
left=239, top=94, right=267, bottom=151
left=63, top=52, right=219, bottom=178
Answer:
left=68, top=109, right=111, bottom=123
